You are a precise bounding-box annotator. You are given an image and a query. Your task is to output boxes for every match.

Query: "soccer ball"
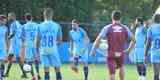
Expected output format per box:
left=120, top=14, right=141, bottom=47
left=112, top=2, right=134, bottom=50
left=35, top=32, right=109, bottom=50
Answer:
left=99, top=39, right=108, bottom=50
left=23, top=64, right=31, bottom=73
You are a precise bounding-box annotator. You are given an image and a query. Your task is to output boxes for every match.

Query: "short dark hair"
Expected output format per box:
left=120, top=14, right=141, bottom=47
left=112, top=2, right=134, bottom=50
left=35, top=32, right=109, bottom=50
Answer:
left=136, top=17, right=144, bottom=24
left=25, top=13, right=32, bottom=20
left=153, top=14, right=160, bottom=23
left=72, top=19, right=80, bottom=24
left=111, top=10, right=121, bottom=20
left=43, top=7, right=53, bottom=18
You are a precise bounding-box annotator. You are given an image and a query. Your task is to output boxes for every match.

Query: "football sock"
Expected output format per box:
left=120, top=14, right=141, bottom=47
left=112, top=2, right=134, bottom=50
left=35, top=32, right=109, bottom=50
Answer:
left=56, top=72, right=62, bottom=80
left=45, top=72, right=50, bottom=80
left=83, top=66, right=88, bottom=80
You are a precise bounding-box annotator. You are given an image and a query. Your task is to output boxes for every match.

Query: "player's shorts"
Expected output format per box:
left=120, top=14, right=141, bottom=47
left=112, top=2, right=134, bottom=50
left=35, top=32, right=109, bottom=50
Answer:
left=72, top=47, right=84, bottom=56
left=151, top=50, right=160, bottom=63
left=107, top=52, right=125, bottom=74
left=41, top=53, right=61, bottom=68
left=72, top=48, right=89, bottom=64
left=25, top=47, right=36, bottom=63
left=0, top=49, right=7, bottom=60
left=130, top=48, right=145, bottom=63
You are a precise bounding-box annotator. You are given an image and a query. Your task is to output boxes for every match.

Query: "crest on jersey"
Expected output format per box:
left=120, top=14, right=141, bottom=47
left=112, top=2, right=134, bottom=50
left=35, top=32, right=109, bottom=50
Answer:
left=113, top=26, right=122, bottom=32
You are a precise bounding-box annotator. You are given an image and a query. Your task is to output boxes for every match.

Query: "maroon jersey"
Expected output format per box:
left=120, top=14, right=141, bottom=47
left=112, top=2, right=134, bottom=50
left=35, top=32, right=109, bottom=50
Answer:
left=99, top=23, right=132, bottom=58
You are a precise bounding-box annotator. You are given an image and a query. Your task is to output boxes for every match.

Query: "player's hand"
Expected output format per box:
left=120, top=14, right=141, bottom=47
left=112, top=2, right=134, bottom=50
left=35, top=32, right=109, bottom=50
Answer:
left=123, top=49, right=130, bottom=54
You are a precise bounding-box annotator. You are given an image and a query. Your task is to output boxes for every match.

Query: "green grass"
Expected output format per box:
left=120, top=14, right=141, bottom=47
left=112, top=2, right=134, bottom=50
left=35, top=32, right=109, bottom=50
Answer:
left=4, top=63, right=153, bottom=80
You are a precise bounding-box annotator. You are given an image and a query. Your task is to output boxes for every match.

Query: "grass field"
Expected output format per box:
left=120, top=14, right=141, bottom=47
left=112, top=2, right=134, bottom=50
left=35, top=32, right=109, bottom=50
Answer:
left=4, top=63, right=153, bottom=80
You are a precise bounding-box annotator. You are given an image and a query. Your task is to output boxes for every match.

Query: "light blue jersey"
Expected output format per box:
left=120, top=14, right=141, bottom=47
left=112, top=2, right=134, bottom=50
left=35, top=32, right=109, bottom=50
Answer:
left=69, top=27, right=89, bottom=63
left=9, top=20, right=22, bottom=57
left=0, top=25, right=7, bottom=59
left=69, top=27, right=86, bottom=55
left=38, top=20, right=62, bottom=67
left=132, top=25, right=147, bottom=63
left=21, top=21, right=38, bottom=61
left=147, top=23, right=160, bottom=63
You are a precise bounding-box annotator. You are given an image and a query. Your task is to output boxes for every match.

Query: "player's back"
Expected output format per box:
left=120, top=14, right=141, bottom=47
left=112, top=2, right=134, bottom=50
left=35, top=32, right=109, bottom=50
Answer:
left=148, top=23, right=160, bottom=50
left=38, top=21, right=61, bottom=54
left=0, top=25, right=7, bottom=50
left=22, top=21, right=38, bottom=47
left=135, top=25, right=146, bottom=48
left=107, top=23, right=129, bottom=52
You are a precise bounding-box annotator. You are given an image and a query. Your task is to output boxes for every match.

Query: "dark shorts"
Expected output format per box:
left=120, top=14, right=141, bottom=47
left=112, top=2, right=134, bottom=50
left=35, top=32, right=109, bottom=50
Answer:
left=107, top=56, right=124, bottom=74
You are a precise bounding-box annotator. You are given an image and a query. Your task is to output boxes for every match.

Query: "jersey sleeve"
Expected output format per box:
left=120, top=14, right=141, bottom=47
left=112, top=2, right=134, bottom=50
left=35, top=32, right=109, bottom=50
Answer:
left=98, top=26, right=109, bottom=39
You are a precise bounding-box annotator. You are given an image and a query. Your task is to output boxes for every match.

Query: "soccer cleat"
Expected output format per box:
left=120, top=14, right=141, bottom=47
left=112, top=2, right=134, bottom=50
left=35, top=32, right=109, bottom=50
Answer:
left=3, top=74, right=8, bottom=77
left=70, top=65, right=79, bottom=74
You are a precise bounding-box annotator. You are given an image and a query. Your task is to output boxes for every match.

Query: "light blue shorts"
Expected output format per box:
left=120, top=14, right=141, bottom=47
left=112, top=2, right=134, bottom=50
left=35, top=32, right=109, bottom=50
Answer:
left=129, top=48, right=145, bottom=63
left=25, top=47, right=36, bottom=62
left=151, top=50, right=160, bottom=63
left=41, top=53, right=61, bottom=68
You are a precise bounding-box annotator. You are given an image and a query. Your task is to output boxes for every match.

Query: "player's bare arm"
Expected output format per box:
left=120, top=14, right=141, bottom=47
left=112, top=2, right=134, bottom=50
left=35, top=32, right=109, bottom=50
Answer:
left=125, top=35, right=136, bottom=53
left=90, top=35, right=101, bottom=56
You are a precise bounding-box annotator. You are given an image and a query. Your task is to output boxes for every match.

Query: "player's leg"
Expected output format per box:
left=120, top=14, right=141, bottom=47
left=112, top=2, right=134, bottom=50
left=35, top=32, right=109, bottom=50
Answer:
left=119, top=65, right=125, bottom=80
left=137, top=63, right=147, bottom=80
left=35, top=59, right=41, bottom=79
left=44, top=66, right=50, bottom=80
left=153, top=63, right=160, bottom=80
left=50, top=54, right=62, bottom=80
left=54, top=67, right=62, bottom=80
left=116, top=57, right=124, bottom=80
left=4, top=54, right=14, bottom=77
left=0, top=61, right=5, bottom=80
left=42, top=55, right=50, bottom=80
left=71, top=55, right=79, bottom=73
left=135, top=48, right=147, bottom=80
left=83, top=63, right=88, bottom=80
left=81, top=50, right=89, bottom=80
left=18, top=56, right=27, bottom=78
left=108, top=58, right=116, bottom=80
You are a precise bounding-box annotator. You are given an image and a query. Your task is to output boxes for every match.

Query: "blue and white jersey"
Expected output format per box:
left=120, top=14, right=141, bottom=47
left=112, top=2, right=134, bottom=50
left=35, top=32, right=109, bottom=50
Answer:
left=21, top=21, right=38, bottom=48
left=0, top=25, right=7, bottom=50
left=38, top=20, right=62, bottom=55
left=9, top=20, right=22, bottom=54
left=69, top=27, right=86, bottom=50
left=135, top=25, right=147, bottom=48
left=147, top=23, right=160, bottom=51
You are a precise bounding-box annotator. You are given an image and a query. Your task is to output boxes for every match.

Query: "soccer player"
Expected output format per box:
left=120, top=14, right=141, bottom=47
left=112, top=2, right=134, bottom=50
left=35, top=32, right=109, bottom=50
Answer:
left=20, top=13, right=40, bottom=79
left=90, top=10, right=135, bottom=80
left=69, top=19, right=90, bottom=80
left=0, top=15, right=8, bottom=80
left=36, top=8, right=62, bottom=80
left=145, top=14, right=160, bottom=80
left=133, top=17, right=147, bottom=80
left=4, top=12, right=27, bottom=78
